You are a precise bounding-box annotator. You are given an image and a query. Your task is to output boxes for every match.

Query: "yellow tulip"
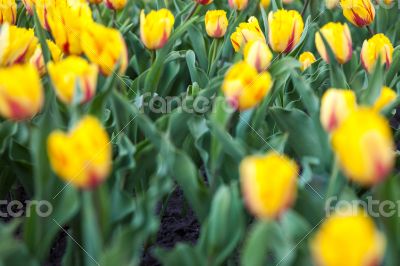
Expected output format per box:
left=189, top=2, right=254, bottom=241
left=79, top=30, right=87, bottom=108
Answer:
left=325, top=0, right=339, bottom=9
left=315, top=22, right=352, bottom=64
left=47, top=116, right=112, bottom=189
left=0, top=64, right=43, bottom=120
left=244, top=40, right=273, bottom=72
left=268, top=9, right=304, bottom=53
left=29, top=40, right=63, bottom=75
left=140, top=9, right=175, bottom=50
left=230, top=17, right=265, bottom=52
left=104, top=0, right=127, bottom=10
left=22, top=0, right=35, bottom=15
left=46, top=2, right=93, bottom=55
left=222, top=61, right=273, bottom=110
left=260, top=0, right=270, bottom=8
left=205, top=10, right=228, bottom=38
left=361, top=33, right=394, bottom=74
left=35, top=0, right=66, bottom=31
left=48, top=56, right=98, bottom=104
left=240, top=152, right=298, bottom=220
left=228, top=0, right=248, bottom=10
left=373, top=86, right=397, bottom=112
left=298, top=51, right=316, bottom=71
left=340, top=0, right=375, bottom=27
left=195, top=0, right=213, bottom=5
left=311, top=209, right=385, bottom=266
left=81, top=22, right=128, bottom=76
left=0, top=0, right=16, bottom=24
left=0, top=24, right=38, bottom=66
left=332, top=108, right=394, bottom=186
left=320, top=89, right=357, bottom=132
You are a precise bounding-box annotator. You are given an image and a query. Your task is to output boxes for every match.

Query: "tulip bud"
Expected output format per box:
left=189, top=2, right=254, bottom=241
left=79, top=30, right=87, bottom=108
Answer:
left=373, top=86, right=397, bottom=112
left=268, top=9, right=304, bottom=53
left=22, top=0, right=34, bottom=15
left=0, top=24, right=38, bottom=66
left=240, top=152, right=298, bottom=220
left=228, top=0, right=248, bottom=10
left=222, top=61, right=273, bottom=110
left=195, top=0, right=213, bottom=5
left=0, top=64, right=43, bottom=120
left=244, top=40, right=273, bottom=72
left=332, top=108, right=394, bottom=186
left=48, top=56, right=98, bottom=104
left=46, top=2, right=93, bottom=55
left=81, top=22, right=128, bottom=76
left=104, top=0, right=127, bottom=10
left=311, top=209, right=385, bottom=266
left=47, top=116, right=112, bottom=189
left=29, top=40, right=63, bottom=75
left=0, top=0, right=16, bottom=24
left=361, top=33, right=394, bottom=74
left=140, top=9, right=175, bottom=50
left=205, top=10, right=228, bottom=38
left=260, top=0, right=270, bottom=8
left=315, top=22, right=352, bottom=64
left=320, top=89, right=357, bottom=132
left=340, top=0, right=375, bottom=27
left=298, top=51, right=316, bottom=71
left=230, top=16, right=265, bottom=52
left=325, top=0, right=339, bottom=9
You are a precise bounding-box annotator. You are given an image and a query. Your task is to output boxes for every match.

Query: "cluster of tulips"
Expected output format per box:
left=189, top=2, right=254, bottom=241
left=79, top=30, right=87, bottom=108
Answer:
left=0, top=0, right=399, bottom=265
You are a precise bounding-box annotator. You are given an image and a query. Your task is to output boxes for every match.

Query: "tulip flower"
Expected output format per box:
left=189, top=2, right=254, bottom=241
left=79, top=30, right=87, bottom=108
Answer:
left=340, top=0, right=375, bottom=27
left=244, top=40, right=273, bottom=72
left=195, top=0, right=213, bottom=5
left=325, top=0, right=339, bottom=9
left=240, top=152, right=298, bottom=220
left=260, top=0, right=270, bottom=8
left=315, top=22, right=352, bottom=64
left=81, top=22, right=128, bottom=76
left=140, top=9, right=175, bottom=50
left=320, top=89, right=357, bottom=132
left=29, top=40, right=63, bottom=75
left=48, top=56, right=98, bottom=104
left=298, top=51, right=316, bottom=71
left=35, top=0, right=66, bottom=31
left=230, top=17, right=265, bottom=52
left=332, top=108, right=394, bottom=186
left=0, top=0, right=17, bottom=24
left=0, top=24, right=38, bottom=66
left=22, top=0, right=34, bottom=15
left=373, top=86, right=397, bottom=112
left=205, top=10, right=228, bottom=38
left=0, top=64, right=43, bottom=120
left=268, top=9, right=304, bottom=53
left=46, top=2, right=93, bottom=55
left=222, top=61, right=273, bottom=110
left=228, top=0, right=248, bottom=10
left=361, top=33, right=394, bottom=73
left=311, top=209, right=385, bottom=266
left=104, top=0, right=127, bottom=10
left=47, top=116, right=112, bottom=189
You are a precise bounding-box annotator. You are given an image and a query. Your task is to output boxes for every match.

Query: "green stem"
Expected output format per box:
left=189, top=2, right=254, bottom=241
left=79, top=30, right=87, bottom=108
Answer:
left=185, top=2, right=199, bottom=22
left=301, top=0, right=310, bottom=17
left=325, top=156, right=340, bottom=201
left=366, top=25, right=375, bottom=36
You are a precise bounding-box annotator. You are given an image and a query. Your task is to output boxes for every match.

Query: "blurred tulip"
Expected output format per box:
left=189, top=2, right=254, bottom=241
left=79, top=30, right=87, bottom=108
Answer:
left=228, top=0, right=248, bottom=10
left=315, top=22, right=352, bottom=64
left=195, top=0, right=213, bottom=5
left=320, top=89, right=357, bottom=132
left=35, top=0, right=66, bottom=31
left=230, top=16, right=265, bottom=52
left=311, top=209, right=385, bottom=266
left=22, top=0, right=34, bottom=15
left=205, top=10, right=228, bottom=38
left=140, top=9, right=175, bottom=50
left=47, top=116, right=112, bottom=189
left=0, top=64, right=43, bottom=120
left=48, top=56, right=98, bottom=104
left=260, top=0, right=270, bottom=8
left=0, top=0, right=16, bottom=24
left=222, top=61, right=273, bottom=110
left=332, top=108, right=394, bottom=185
left=373, top=86, right=397, bottom=112
left=268, top=9, right=304, bottom=53
left=282, top=0, right=293, bottom=3
left=0, top=24, right=38, bottom=66
left=361, top=33, right=394, bottom=73
left=325, top=0, right=339, bottom=9
left=29, top=40, right=63, bottom=75
left=240, top=152, right=298, bottom=220
left=81, top=22, right=128, bottom=76
left=340, top=0, right=375, bottom=27
left=298, top=51, right=316, bottom=71
left=244, top=40, right=273, bottom=72
left=104, top=0, right=127, bottom=10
